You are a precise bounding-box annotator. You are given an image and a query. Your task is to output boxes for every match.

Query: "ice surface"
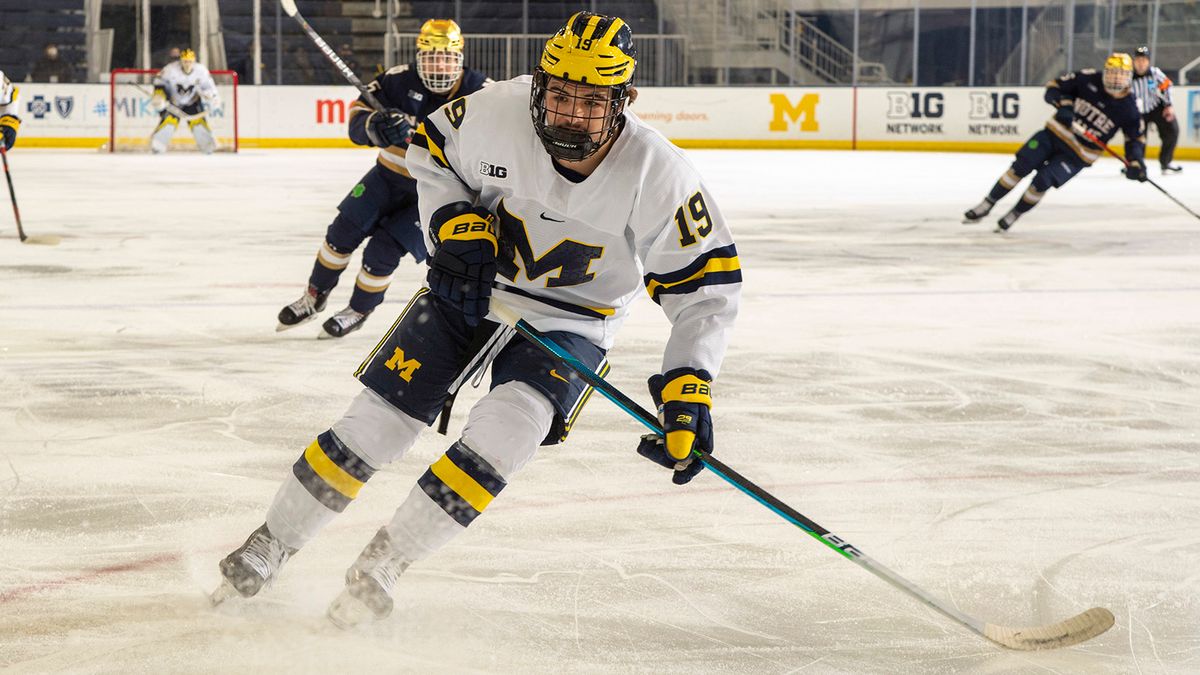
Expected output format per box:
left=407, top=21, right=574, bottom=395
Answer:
left=1, top=148, right=1198, bottom=673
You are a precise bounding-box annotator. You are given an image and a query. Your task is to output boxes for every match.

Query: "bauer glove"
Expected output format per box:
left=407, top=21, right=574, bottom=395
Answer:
left=366, top=108, right=412, bottom=148
left=0, top=115, right=18, bottom=151
left=1124, top=158, right=1148, bottom=182
left=427, top=202, right=498, bottom=326
left=636, top=368, right=713, bottom=485
left=1053, top=105, right=1074, bottom=127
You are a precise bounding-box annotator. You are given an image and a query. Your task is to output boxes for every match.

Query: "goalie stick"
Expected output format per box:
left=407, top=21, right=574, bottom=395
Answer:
left=1, top=146, right=59, bottom=246
left=489, top=297, right=1115, bottom=651
left=1079, top=127, right=1200, bottom=221
left=279, top=0, right=384, bottom=112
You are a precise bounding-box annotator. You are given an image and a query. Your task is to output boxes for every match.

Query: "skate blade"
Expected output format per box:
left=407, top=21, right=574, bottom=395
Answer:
left=962, top=217, right=983, bottom=225
left=209, top=580, right=243, bottom=607
left=326, top=591, right=377, bottom=629
left=317, top=329, right=339, bottom=340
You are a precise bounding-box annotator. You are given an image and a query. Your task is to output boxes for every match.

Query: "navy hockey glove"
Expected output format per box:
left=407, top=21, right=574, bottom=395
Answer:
left=1124, top=158, right=1148, bottom=182
left=365, top=109, right=412, bottom=148
left=1053, top=105, right=1074, bottom=127
left=427, top=202, right=498, bottom=326
left=0, top=115, right=18, bottom=151
left=636, top=368, right=713, bottom=485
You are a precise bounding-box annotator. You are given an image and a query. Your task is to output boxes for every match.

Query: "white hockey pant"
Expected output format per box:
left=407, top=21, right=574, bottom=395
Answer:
left=265, top=382, right=553, bottom=562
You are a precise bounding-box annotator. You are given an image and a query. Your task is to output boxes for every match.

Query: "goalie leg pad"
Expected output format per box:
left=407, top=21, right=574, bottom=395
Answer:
left=189, top=118, right=216, bottom=154
left=150, top=114, right=178, bottom=153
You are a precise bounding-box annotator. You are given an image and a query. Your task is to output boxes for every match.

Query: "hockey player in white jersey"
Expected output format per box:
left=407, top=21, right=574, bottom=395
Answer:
left=213, top=12, right=742, bottom=628
left=0, top=71, right=19, bottom=152
left=149, top=49, right=221, bottom=154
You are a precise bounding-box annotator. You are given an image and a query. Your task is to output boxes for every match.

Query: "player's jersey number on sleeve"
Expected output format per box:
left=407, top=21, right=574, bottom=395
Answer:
left=673, top=191, right=713, bottom=247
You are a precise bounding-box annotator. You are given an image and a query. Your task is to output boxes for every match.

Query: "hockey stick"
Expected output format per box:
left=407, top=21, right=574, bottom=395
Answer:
left=126, top=82, right=211, bottom=123
left=489, top=297, right=1115, bottom=651
left=1081, top=128, right=1200, bottom=220
left=279, top=0, right=385, bottom=111
left=0, top=147, right=59, bottom=246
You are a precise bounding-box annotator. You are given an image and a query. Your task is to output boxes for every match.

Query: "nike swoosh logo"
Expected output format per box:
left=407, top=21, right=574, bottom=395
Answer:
left=540, top=212, right=564, bottom=222
left=549, top=369, right=568, bottom=383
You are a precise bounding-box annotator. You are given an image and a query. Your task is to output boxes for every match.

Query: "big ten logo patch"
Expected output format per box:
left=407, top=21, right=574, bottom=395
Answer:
left=887, top=92, right=944, bottom=119
left=768, top=93, right=820, bottom=132
left=384, top=347, right=421, bottom=382
left=479, top=161, right=507, bottom=178
left=968, top=92, right=1020, bottom=120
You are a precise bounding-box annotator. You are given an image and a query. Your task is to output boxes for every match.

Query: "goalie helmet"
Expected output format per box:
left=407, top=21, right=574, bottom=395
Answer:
left=1102, top=52, right=1132, bottom=96
left=180, top=48, right=197, bottom=74
left=530, top=11, right=637, bottom=161
left=416, top=19, right=465, bottom=94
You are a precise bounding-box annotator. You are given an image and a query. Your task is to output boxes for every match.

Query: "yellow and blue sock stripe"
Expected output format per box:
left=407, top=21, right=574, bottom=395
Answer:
left=417, top=442, right=507, bottom=527
left=292, top=430, right=377, bottom=513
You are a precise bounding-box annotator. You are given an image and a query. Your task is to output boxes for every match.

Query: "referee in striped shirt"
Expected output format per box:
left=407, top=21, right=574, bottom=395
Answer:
left=1131, top=46, right=1182, bottom=174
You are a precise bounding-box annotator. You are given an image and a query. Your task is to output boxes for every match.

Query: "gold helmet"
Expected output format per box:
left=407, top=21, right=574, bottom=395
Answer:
left=416, top=19, right=464, bottom=94
left=180, top=48, right=197, bottom=74
left=1103, top=52, right=1132, bottom=95
left=530, top=12, right=637, bottom=161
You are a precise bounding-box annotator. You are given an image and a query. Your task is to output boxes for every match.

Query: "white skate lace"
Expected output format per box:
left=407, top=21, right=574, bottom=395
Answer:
left=330, top=308, right=365, bottom=329
left=287, top=292, right=317, bottom=314
left=370, top=556, right=406, bottom=593
left=242, top=533, right=285, bottom=580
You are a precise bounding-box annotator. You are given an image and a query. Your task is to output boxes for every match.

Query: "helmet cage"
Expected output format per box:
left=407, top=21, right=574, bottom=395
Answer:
left=529, top=69, right=630, bottom=161
left=1103, top=64, right=1131, bottom=95
left=417, top=49, right=464, bottom=94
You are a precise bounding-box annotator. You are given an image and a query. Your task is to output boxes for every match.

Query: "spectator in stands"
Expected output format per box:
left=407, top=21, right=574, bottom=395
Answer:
left=164, top=46, right=182, bottom=66
left=29, top=43, right=74, bottom=83
left=288, top=44, right=319, bottom=84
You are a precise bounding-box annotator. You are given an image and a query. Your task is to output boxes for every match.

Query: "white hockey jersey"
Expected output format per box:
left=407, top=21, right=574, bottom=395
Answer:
left=407, top=75, right=741, bottom=376
left=153, top=61, right=219, bottom=107
left=0, top=70, right=18, bottom=116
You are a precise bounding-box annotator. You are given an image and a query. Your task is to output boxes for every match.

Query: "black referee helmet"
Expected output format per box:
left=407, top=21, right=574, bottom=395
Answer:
left=1134, top=45, right=1150, bottom=58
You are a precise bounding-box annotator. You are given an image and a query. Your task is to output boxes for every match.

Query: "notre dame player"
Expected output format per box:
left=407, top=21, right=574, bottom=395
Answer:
left=276, top=20, right=491, bottom=338
left=962, top=53, right=1147, bottom=232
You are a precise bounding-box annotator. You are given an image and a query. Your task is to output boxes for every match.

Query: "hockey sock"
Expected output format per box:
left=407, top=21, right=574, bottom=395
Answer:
left=349, top=267, right=393, bottom=313
left=1012, top=185, right=1044, bottom=215
left=987, top=168, right=1022, bottom=203
left=309, top=240, right=351, bottom=291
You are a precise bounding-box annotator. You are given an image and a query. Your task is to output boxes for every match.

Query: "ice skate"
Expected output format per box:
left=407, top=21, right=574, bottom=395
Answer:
left=327, top=527, right=411, bottom=629
left=277, top=284, right=330, bottom=331
left=319, top=306, right=372, bottom=339
left=962, top=197, right=995, bottom=224
left=211, top=523, right=296, bottom=605
left=995, top=210, right=1021, bottom=233
left=1161, top=164, right=1182, bottom=174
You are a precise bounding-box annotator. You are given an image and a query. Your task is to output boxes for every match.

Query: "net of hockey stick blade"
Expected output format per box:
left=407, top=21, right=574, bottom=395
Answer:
left=488, top=296, right=1115, bottom=651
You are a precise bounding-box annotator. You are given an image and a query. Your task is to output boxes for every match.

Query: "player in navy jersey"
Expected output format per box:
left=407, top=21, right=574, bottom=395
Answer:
left=276, top=19, right=491, bottom=338
left=963, top=53, right=1147, bottom=233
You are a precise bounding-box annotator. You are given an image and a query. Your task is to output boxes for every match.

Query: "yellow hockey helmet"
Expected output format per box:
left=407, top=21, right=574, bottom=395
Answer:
left=179, top=48, right=197, bottom=74
left=531, top=12, right=637, bottom=161
left=416, top=19, right=465, bottom=94
left=1102, top=52, right=1132, bottom=95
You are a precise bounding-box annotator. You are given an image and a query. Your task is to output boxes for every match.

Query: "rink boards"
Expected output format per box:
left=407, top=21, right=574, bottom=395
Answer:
left=12, top=82, right=1200, bottom=159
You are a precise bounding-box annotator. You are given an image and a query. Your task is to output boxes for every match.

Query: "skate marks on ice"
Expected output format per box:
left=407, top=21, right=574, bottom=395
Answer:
left=1, top=150, right=1198, bottom=672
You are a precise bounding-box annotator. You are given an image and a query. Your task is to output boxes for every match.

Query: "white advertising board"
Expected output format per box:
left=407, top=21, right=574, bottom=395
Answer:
left=10, top=82, right=1200, bottom=160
